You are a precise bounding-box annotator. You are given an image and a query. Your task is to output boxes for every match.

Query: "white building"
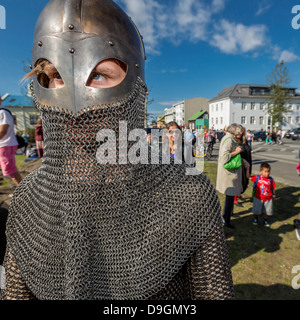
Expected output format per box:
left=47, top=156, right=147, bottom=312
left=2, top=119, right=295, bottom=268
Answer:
left=164, top=97, right=209, bottom=127
left=209, top=84, right=300, bottom=131
left=164, top=107, right=175, bottom=124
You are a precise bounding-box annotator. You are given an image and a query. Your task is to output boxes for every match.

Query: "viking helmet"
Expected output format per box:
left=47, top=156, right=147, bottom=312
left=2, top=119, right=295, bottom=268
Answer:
left=32, top=0, right=146, bottom=115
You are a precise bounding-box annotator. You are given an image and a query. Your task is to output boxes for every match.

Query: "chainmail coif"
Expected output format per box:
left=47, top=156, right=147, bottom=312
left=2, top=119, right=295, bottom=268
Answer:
left=1, top=78, right=234, bottom=300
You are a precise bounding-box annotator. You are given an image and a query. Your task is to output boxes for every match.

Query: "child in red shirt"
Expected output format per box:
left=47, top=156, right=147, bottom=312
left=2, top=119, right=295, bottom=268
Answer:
left=251, top=162, right=276, bottom=227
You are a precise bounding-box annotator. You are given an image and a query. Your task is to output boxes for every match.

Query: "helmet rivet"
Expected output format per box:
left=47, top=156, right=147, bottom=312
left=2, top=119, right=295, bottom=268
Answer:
left=69, top=48, right=75, bottom=54
left=68, top=24, right=74, bottom=30
left=108, top=40, right=114, bottom=46
left=135, top=63, right=139, bottom=69
left=38, top=41, right=43, bottom=47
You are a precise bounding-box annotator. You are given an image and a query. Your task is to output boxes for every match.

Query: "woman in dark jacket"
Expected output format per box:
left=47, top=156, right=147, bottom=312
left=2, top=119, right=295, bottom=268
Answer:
left=234, top=127, right=252, bottom=206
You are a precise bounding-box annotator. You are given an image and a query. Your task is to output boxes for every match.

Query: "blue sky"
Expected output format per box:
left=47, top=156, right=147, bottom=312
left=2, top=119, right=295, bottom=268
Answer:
left=0, top=0, right=300, bottom=120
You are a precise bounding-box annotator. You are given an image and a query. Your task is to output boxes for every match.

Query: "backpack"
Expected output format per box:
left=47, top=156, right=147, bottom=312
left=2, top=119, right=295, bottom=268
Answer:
left=0, top=107, right=26, bottom=149
left=252, top=175, right=274, bottom=199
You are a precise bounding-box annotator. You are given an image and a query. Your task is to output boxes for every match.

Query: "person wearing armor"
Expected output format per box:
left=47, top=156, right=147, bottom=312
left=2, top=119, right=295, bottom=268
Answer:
left=0, top=0, right=235, bottom=300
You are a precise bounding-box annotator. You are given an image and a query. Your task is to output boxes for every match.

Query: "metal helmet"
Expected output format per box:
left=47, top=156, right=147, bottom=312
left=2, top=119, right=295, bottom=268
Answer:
left=32, top=0, right=146, bottom=115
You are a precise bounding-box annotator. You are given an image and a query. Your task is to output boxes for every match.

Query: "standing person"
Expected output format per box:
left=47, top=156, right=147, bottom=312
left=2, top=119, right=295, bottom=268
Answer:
left=21, top=130, right=30, bottom=155
left=0, top=97, right=22, bottom=186
left=1, top=0, right=234, bottom=300
left=251, top=163, right=276, bottom=227
left=184, top=127, right=195, bottom=145
left=165, top=121, right=184, bottom=160
left=216, top=123, right=244, bottom=228
left=35, top=118, right=44, bottom=158
left=234, top=127, right=252, bottom=207
left=277, top=129, right=282, bottom=144
left=271, top=129, right=277, bottom=144
left=246, top=129, right=254, bottom=151
left=296, top=149, right=300, bottom=176
left=265, top=129, right=273, bottom=144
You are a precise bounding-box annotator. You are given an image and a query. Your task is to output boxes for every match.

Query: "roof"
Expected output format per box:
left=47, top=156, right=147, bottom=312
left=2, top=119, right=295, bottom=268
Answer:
left=2, top=95, right=33, bottom=107
left=209, top=84, right=299, bottom=103
left=210, top=84, right=264, bottom=102
left=188, top=110, right=207, bottom=121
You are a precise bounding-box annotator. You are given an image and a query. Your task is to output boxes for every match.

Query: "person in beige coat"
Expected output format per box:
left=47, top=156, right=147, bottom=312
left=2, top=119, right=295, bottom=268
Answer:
left=216, top=124, right=244, bottom=228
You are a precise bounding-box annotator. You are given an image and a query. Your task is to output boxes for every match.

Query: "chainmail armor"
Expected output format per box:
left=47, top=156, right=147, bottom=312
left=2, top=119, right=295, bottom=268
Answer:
left=1, top=78, right=234, bottom=300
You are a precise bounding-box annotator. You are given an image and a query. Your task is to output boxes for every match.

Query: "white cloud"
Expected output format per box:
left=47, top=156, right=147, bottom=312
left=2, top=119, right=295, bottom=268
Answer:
left=255, top=2, right=272, bottom=16
left=211, top=0, right=226, bottom=13
left=117, top=0, right=222, bottom=53
left=161, top=68, right=188, bottom=74
left=158, top=101, right=182, bottom=107
left=117, top=0, right=269, bottom=56
left=279, top=50, right=300, bottom=63
left=211, top=20, right=268, bottom=54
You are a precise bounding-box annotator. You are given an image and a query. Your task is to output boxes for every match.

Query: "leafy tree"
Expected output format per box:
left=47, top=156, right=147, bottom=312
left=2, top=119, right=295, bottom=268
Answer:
left=266, top=60, right=291, bottom=126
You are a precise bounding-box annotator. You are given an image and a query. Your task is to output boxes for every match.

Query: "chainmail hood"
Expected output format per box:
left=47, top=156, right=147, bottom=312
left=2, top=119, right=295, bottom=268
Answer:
left=4, top=77, right=223, bottom=300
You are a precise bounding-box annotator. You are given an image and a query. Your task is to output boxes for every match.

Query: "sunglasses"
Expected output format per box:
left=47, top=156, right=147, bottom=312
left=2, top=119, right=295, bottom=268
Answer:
left=168, top=130, right=180, bottom=135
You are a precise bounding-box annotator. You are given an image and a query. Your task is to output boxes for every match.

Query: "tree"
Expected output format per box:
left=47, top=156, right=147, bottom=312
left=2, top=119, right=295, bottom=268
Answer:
left=267, top=60, right=291, bottom=127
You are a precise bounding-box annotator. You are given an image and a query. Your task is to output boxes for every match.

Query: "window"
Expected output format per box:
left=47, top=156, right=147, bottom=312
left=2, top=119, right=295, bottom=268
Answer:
left=220, top=117, right=223, bottom=125
left=216, top=118, right=218, bottom=125
left=296, top=116, right=300, bottom=123
left=260, top=103, right=265, bottom=110
left=241, top=116, right=246, bottom=124
left=251, top=102, right=256, bottom=110
left=241, top=102, right=246, bottom=110
left=211, top=105, right=214, bottom=112
left=259, top=116, right=264, bottom=125
left=250, top=116, right=256, bottom=124
left=221, top=103, right=223, bottom=111
left=211, top=118, right=214, bottom=125
left=216, top=104, right=218, bottom=112
left=268, top=117, right=271, bottom=125
left=288, top=117, right=292, bottom=124
left=30, top=115, right=39, bottom=125
left=288, top=105, right=293, bottom=111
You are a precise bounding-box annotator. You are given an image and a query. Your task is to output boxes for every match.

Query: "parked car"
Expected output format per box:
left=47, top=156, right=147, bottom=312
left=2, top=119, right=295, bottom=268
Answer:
left=284, top=130, right=292, bottom=138
left=292, top=130, right=300, bottom=140
left=253, top=131, right=266, bottom=142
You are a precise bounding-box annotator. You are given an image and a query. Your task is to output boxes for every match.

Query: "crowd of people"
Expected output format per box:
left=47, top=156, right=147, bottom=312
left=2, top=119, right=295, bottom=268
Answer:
left=146, top=121, right=277, bottom=230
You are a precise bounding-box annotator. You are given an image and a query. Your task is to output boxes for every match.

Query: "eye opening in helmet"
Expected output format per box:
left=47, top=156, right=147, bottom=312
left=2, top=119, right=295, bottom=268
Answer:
left=86, top=58, right=127, bottom=89
left=33, top=58, right=65, bottom=89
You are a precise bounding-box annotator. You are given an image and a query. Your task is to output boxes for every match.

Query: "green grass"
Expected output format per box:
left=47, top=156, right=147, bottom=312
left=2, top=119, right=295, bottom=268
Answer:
left=15, top=154, right=26, bottom=170
left=0, top=154, right=27, bottom=187
left=202, top=161, right=300, bottom=300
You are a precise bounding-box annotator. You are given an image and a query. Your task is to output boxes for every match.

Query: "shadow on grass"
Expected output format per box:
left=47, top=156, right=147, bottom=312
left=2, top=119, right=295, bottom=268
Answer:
left=223, top=185, right=300, bottom=267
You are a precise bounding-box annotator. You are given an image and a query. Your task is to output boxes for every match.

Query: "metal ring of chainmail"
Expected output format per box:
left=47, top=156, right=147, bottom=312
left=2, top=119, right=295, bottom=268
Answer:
left=1, top=78, right=234, bottom=300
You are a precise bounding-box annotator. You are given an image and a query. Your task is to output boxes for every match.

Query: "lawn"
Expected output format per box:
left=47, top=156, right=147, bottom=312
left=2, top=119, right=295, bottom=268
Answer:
left=201, top=161, right=300, bottom=300
left=0, top=154, right=27, bottom=187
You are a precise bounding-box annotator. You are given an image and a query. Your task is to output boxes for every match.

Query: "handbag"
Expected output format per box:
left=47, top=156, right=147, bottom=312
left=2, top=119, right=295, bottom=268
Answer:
left=223, top=153, right=242, bottom=170
left=222, top=136, right=242, bottom=170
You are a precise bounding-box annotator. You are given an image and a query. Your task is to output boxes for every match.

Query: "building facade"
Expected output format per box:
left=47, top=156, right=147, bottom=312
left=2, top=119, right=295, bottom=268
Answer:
left=209, top=84, right=300, bottom=131
left=2, top=94, right=39, bottom=132
left=164, top=97, right=209, bottom=127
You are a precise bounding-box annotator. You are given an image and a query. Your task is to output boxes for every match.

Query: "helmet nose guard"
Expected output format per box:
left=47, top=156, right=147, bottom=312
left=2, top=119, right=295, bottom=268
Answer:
left=32, top=0, right=146, bottom=115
